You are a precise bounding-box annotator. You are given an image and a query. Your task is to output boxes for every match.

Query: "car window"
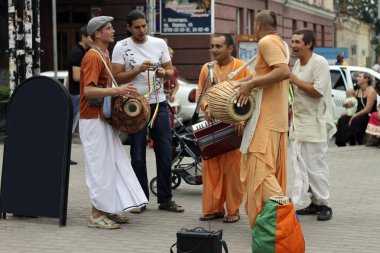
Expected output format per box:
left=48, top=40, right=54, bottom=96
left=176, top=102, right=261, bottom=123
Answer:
left=330, top=70, right=346, bottom=91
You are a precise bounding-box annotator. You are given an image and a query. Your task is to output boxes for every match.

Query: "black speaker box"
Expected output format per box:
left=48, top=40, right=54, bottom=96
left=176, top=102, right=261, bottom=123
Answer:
left=176, top=227, right=224, bottom=253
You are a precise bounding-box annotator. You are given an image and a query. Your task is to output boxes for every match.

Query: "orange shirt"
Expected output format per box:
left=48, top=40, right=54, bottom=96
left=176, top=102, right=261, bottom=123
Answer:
left=79, top=49, right=110, bottom=119
left=254, top=34, right=289, bottom=132
left=197, top=58, right=251, bottom=111
left=247, top=35, right=289, bottom=154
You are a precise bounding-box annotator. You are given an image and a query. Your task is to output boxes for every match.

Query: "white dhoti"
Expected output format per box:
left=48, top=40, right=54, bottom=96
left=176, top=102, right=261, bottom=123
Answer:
left=290, top=140, right=329, bottom=210
left=79, top=118, right=148, bottom=214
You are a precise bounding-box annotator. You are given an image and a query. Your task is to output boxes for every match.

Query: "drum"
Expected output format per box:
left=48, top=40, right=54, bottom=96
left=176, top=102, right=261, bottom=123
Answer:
left=110, top=92, right=151, bottom=133
left=205, top=80, right=255, bottom=124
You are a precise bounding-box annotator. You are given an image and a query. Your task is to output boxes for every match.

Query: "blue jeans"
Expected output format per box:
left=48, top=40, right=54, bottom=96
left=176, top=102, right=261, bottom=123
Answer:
left=129, top=102, right=173, bottom=203
left=71, top=95, right=80, bottom=133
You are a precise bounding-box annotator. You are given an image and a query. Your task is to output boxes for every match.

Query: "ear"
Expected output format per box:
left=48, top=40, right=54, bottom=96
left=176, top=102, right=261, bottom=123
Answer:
left=126, top=24, right=131, bottom=32
left=305, top=41, right=313, bottom=49
left=227, top=44, right=234, bottom=54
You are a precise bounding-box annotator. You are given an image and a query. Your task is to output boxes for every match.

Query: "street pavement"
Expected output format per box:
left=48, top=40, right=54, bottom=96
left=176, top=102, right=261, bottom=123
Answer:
left=0, top=139, right=379, bottom=253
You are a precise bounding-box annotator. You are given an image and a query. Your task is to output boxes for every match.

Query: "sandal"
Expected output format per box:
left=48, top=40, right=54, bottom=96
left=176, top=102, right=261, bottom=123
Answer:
left=88, top=215, right=121, bottom=229
left=158, top=200, right=184, bottom=213
left=130, top=205, right=146, bottom=214
left=107, top=213, right=129, bottom=224
left=223, top=213, right=240, bottom=223
left=199, top=212, right=225, bottom=221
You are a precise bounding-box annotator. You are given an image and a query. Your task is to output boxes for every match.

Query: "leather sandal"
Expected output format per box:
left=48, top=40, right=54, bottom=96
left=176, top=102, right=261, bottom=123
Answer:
left=130, top=205, right=146, bottom=214
left=223, top=213, right=240, bottom=223
left=107, top=213, right=129, bottom=224
left=199, top=212, right=225, bottom=221
left=158, top=200, right=184, bottom=213
left=88, top=215, right=121, bottom=229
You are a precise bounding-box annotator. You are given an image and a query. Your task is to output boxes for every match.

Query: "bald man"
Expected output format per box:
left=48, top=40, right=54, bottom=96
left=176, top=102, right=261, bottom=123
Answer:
left=235, top=10, right=291, bottom=228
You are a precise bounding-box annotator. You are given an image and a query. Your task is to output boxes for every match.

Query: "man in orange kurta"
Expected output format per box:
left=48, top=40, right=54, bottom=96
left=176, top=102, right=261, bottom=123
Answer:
left=235, top=10, right=291, bottom=228
left=196, top=34, right=252, bottom=223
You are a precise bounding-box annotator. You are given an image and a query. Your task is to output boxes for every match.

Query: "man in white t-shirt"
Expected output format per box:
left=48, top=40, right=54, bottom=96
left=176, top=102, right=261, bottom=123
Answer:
left=112, top=10, right=184, bottom=213
left=289, top=28, right=336, bottom=221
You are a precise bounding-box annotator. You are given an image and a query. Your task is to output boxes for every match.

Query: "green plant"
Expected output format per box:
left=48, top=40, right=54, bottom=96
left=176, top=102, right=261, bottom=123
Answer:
left=0, top=86, right=10, bottom=101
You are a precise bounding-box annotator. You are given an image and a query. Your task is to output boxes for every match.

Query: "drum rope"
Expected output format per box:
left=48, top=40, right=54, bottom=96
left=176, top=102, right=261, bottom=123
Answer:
left=146, top=68, right=160, bottom=128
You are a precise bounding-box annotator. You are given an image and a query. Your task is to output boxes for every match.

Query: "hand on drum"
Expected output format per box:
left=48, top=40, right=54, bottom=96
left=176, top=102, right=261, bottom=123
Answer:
left=118, top=83, right=137, bottom=96
left=234, top=122, right=244, bottom=136
left=234, top=81, right=253, bottom=107
left=204, top=106, right=213, bottom=122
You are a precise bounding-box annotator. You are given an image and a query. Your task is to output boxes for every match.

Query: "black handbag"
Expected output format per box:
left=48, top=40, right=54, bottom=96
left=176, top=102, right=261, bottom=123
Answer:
left=170, top=227, right=228, bottom=253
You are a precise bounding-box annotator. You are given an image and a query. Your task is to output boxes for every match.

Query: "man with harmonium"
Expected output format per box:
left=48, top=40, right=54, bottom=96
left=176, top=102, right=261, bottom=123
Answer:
left=196, top=33, right=251, bottom=223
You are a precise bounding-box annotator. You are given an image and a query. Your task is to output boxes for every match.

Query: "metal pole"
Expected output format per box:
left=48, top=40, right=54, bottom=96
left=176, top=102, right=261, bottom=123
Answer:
left=147, top=0, right=155, bottom=35
left=52, top=0, right=57, bottom=79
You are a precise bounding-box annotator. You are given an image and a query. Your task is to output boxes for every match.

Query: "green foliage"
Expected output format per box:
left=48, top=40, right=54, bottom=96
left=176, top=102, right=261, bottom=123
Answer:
left=337, top=0, right=378, bottom=23
left=0, top=86, right=10, bottom=101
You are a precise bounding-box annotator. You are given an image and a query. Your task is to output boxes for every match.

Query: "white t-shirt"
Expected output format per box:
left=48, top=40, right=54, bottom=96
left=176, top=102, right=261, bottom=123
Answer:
left=372, top=63, right=380, bottom=73
left=112, top=36, right=171, bottom=104
left=290, top=53, right=336, bottom=142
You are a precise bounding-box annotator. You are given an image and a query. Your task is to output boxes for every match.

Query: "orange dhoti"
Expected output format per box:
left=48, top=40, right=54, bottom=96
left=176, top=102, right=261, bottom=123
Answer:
left=241, top=128, right=287, bottom=228
left=202, top=148, right=243, bottom=216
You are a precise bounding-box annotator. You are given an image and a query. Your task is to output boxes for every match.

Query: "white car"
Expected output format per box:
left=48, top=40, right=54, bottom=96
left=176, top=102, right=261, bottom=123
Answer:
left=40, top=71, right=68, bottom=87
left=329, top=65, right=380, bottom=121
left=174, top=77, right=202, bottom=126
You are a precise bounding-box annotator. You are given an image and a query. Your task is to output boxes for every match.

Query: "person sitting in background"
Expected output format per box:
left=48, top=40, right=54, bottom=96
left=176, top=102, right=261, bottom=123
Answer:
left=365, top=104, right=380, bottom=147
left=372, top=55, right=380, bottom=73
left=341, top=89, right=358, bottom=117
left=335, top=72, right=378, bottom=146
left=335, top=54, right=348, bottom=66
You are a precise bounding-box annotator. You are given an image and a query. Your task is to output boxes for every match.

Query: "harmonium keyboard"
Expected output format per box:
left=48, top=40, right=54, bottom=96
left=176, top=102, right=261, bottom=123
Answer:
left=192, top=119, right=242, bottom=160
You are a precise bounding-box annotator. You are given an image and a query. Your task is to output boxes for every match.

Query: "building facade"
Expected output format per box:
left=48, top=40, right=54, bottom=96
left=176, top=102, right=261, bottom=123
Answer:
left=1, top=0, right=336, bottom=86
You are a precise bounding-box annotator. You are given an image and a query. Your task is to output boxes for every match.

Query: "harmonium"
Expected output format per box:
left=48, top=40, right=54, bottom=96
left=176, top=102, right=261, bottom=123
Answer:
left=192, top=119, right=242, bottom=160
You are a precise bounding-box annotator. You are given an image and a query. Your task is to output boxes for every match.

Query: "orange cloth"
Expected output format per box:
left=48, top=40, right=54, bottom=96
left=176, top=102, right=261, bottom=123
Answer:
left=241, top=130, right=287, bottom=228
left=241, top=34, right=289, bottom=228
left=80, top=49, right=110, bottom=119
left=197, top=58, right=251, bottom=216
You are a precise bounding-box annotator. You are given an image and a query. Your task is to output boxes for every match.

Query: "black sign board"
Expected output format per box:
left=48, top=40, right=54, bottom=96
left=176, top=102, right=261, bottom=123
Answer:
left=0, top=76, right=72, bottom=226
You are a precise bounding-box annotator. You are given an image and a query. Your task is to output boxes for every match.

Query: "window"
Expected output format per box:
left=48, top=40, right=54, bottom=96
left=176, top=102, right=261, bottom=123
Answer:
left=292, top=20, right=297, bottom=33
left=321, top=25, right=325, bottom=47
left=247, top=9, right=254, bottom=34
left=330, top=70, right=346, bottom=91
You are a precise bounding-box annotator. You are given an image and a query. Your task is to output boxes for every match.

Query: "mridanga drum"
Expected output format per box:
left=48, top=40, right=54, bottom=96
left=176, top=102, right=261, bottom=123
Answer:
left=205, top=80, right=255, bottom=124
left=111, top=92, right=151, bottom=133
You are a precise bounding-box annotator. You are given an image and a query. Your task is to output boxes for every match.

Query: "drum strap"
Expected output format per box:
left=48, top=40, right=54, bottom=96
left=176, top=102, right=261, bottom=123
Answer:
left=90, top=48, right=118, bottom=88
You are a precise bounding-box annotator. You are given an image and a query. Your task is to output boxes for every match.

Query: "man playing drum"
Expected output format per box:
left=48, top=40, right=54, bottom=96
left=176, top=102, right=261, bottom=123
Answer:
left=235, top=10, right=292, bottom=228
left=79, top=16, right=147, bottom=229
left=196, top=33, right=251, bottom=223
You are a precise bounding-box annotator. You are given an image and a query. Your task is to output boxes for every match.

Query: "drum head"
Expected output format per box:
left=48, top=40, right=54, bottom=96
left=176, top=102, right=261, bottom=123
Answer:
left=123, top=99, right=143, bottom=118
left=227, top=94, right=255, bottom=123
left=111, top=93, right=151, bottom=133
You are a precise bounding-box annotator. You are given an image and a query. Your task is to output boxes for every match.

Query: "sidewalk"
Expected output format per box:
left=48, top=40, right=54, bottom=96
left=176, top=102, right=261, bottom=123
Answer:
left=0, top=142, right=379, bottom=253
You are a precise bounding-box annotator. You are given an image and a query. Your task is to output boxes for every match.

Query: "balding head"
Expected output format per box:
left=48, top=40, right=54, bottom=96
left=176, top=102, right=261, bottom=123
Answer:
left=256, top=10, right=277, bottom=30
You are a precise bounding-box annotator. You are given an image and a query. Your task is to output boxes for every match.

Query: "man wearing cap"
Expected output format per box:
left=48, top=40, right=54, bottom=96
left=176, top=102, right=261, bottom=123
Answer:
left=79, top=16, right=148, bottom=229
left=112, top=10, right=184, bottom=213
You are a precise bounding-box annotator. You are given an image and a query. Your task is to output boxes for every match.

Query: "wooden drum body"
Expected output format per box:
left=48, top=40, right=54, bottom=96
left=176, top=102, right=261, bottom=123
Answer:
left=111, top=92, right=151, bottom=133
left=205, top=80, right=255, bottom=124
